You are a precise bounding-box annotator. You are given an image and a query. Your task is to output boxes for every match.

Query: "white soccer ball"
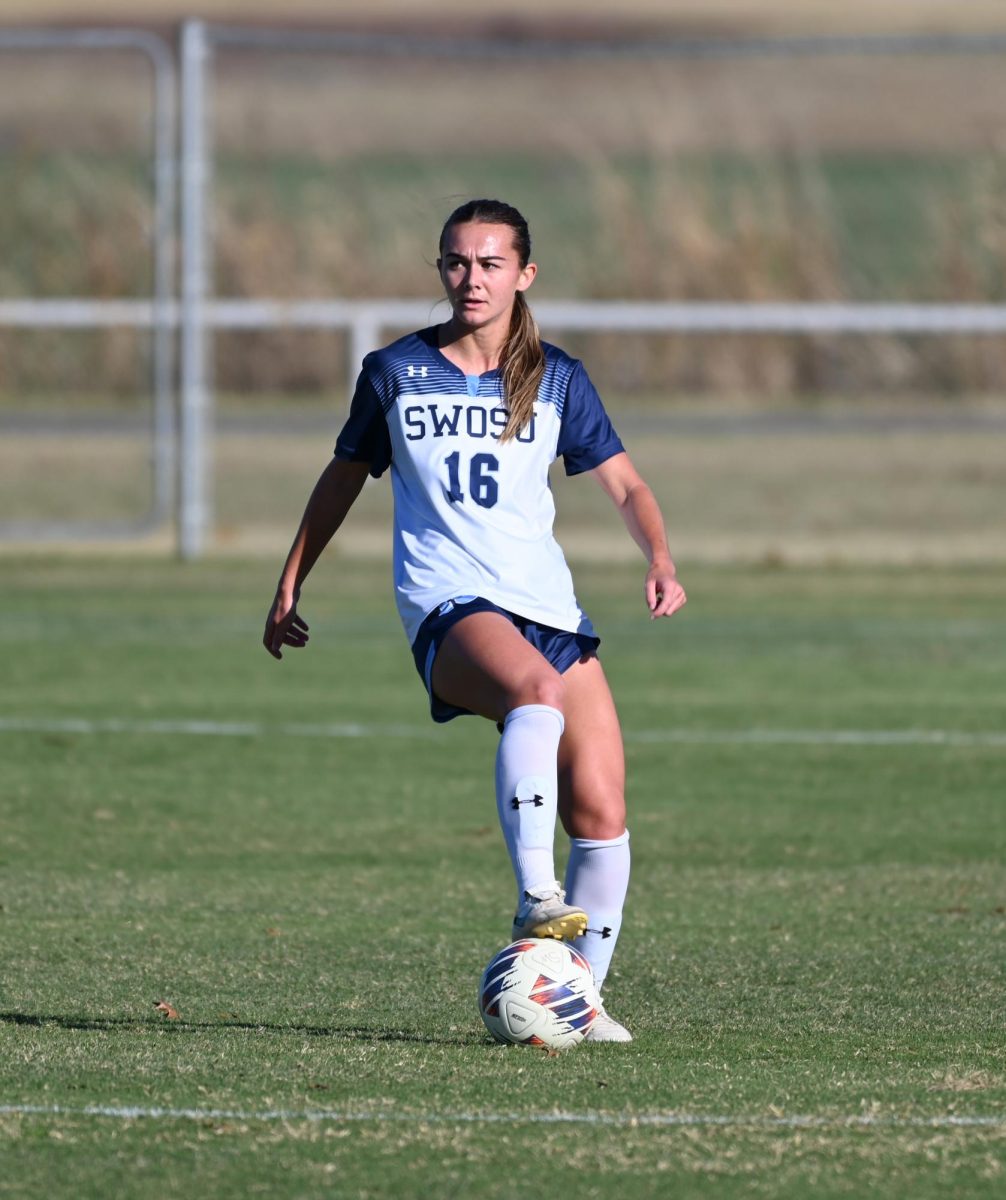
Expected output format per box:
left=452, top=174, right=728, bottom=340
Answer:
left=478, top=938, right=598, bottom=1050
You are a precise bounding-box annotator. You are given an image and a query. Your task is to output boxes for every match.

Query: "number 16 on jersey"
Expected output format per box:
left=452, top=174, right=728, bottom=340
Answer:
left=444, top=451, right=499, bottom=508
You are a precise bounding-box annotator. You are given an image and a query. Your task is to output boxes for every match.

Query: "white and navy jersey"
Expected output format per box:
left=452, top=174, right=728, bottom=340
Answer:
left=334, top=326, right=624, bottom=645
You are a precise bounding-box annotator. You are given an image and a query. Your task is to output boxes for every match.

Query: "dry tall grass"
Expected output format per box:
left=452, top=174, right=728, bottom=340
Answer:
left=7, top=148, right=1006, bottom=401
left=4, top=42, right=1006, bottom=401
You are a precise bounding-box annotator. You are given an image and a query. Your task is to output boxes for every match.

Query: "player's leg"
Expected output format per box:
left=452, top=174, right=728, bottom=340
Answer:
left=557, top=655, right=634, bottom=1040
left=431, top=612, right=587, bottom=940
left=556, top=655, right=626, bottom=841
left=430, top=610, right=564, bottom=722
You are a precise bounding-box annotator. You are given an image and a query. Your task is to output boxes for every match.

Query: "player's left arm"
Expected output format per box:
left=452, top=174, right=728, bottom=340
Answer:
left=590, top=451, right=686, bottom=620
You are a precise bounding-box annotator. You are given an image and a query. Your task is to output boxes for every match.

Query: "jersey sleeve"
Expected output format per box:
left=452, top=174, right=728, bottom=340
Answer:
left=555, top=361, right=625, bottom=476
left=334, top=368, right=393, bottom=478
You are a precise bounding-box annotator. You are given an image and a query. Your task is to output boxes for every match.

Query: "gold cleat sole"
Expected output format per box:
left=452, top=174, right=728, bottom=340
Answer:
left=525, top=911, right=588, bottom=941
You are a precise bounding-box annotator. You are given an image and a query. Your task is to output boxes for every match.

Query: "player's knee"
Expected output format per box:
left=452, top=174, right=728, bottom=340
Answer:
left=590, top=813, right=627, bottom=841
left=569, top=811, right=626, bottom=841
left=564, top=784, right=626, bottom=841
left=510, top=667, right=565, bottom=714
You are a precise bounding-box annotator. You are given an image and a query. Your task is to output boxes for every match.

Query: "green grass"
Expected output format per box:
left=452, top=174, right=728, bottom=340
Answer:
left=1, top=558, right=1005, bottom=1197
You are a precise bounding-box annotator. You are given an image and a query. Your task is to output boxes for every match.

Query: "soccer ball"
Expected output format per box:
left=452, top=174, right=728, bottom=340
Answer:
left=478, top=938, right=598, bottom=1050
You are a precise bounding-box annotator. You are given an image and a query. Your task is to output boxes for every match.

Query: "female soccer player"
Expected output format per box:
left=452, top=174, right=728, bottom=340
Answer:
left=264, top=199, right=686, bottom=1042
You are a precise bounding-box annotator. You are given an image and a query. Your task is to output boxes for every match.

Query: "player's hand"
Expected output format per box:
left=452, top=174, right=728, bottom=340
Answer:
left=645, top=559, right=686, bottom=620
left=263, top=592, right=309, bottom=659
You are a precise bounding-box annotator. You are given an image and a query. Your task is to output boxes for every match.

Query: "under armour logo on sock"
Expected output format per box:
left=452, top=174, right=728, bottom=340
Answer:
left=510, top=794, right=544, bottom=809
left=586, top=925, right=613, bottom=939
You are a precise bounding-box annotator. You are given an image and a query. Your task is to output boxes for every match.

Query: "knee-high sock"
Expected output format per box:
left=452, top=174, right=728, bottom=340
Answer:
left=495, top=704, right=564, bottom=902
left=564, top=831, right=630, bottom=991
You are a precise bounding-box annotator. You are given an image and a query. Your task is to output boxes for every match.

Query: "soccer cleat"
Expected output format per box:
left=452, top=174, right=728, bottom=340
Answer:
left=584, top=1004, right=633, bottom=1043
left=511, top=883, right=588, bottom=942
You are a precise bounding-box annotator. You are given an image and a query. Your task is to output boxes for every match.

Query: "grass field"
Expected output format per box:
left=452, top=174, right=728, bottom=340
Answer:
left=1, top=555, right=1004, bottom=1197
left=4, top=408, right=1005, bottom=565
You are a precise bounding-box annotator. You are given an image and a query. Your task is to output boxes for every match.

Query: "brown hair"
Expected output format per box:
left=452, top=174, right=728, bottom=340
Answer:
left=439, top=199, right=545, bottom=444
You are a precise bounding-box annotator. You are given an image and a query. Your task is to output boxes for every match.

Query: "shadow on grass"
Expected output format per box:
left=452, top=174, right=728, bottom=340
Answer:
left=0, top=1010, right=474, bottom=1046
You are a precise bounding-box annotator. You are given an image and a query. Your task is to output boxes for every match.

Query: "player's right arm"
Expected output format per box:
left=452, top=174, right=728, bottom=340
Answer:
left=263, top=457, right=372, bottom=659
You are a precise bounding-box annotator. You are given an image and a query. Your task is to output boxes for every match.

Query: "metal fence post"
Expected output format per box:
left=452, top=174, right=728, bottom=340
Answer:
left=179, top=19, right=211, bottom=559
left=149, top=33, right=177, bottom=529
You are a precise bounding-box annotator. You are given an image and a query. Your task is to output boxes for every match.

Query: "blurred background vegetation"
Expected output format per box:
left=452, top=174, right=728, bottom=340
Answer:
left=1, top=2, right=1004, bottom=555
left=4, top=2, right=1006, bottom=401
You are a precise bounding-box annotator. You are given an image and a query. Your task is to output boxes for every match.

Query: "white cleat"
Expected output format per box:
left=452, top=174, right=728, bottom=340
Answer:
left=584, top=1005, right=633, bottom=1043
left=511, top=882, right=588, bottom=942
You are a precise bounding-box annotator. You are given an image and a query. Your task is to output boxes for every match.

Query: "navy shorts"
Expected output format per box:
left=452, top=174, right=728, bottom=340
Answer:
left=411, top=595, right=601, bottom=724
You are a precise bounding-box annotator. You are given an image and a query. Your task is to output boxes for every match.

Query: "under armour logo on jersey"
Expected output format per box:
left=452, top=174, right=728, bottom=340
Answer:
left=407, top=365, right=428, bottom=378
left=586, top=925, right=613, bottom=939
left=510, top=794, right=544, bottom=810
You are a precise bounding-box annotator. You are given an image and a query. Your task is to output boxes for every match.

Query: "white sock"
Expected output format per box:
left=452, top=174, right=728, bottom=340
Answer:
left=495, top=704, right=564, bottom=902
left=564, top=831, right=630, bottom=992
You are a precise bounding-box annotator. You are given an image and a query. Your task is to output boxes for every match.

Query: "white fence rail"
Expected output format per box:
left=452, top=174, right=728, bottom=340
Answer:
left=9, top=296, right=1006, bottom=336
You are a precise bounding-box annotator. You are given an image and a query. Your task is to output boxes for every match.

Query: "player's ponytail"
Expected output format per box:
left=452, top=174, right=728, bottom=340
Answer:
left=499, top=289, right=545, bottom=444
left=439, top=199, right=545, bottom=444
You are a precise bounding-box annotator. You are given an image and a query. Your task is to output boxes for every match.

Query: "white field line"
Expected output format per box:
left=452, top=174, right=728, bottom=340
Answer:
left=0, top=716, right=434, bottom=740
left=0, top=1102, right=1002, bottom=1130
left=0, top=716, right=1004, bottom=748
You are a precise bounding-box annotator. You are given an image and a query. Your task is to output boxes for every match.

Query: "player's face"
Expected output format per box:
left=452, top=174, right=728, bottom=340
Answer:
left=438, top=222, right=537, bottom=332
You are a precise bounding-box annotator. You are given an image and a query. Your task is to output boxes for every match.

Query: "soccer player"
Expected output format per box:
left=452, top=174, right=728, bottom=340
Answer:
left=263, top=199, right=686, bottom=1042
